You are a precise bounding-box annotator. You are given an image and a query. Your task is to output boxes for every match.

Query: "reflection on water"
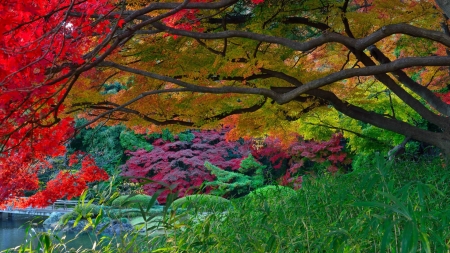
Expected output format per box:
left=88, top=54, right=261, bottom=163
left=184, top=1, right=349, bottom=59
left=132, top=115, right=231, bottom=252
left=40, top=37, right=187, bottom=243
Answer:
left=0, top=213, right=95, bottom=251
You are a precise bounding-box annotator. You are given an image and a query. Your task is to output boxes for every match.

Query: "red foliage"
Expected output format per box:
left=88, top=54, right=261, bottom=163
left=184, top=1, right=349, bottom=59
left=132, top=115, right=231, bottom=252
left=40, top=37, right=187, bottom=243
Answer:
left=162, top=0, right=208, bottom=38
left=251, top=133, right=351, bottom=187
left=17, top=153, right=108, bottom=208
left=435, top=91, right=450, bottom=104
left=289, top=133, right=351, bottom=173
left=122, top=129, right=252, bottom=203
left=0, top=0, right=113, bottom=206
left=124, top=130, right=351, bottom=202
left=252, top=137, right=291, bottom=170
left=251, top=0, right=265, bottom=4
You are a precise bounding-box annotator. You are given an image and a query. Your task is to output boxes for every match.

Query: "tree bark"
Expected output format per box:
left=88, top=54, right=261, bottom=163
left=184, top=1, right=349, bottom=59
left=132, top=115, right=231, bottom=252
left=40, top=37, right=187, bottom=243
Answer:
left=436, top=0, right=450, bottom=18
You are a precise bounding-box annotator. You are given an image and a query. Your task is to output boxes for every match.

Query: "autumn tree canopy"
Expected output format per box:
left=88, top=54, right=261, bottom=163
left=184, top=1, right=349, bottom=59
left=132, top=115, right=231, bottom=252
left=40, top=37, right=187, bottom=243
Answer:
left=3, top=0, right=450, bottom=205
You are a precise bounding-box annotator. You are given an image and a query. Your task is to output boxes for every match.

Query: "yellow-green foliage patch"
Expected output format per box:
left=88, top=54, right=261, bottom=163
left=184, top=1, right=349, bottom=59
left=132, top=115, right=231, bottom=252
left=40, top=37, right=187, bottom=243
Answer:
left=246, top=185, right=296, bottom=199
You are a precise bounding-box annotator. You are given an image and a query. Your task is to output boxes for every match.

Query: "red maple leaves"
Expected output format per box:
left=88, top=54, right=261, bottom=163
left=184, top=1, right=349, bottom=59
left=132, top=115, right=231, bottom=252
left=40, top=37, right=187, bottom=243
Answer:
left=0, top=0, right=112, bottom=207
left=122, top=129, right=249, bottom=203
left=4, top=152, right=108, bottom=208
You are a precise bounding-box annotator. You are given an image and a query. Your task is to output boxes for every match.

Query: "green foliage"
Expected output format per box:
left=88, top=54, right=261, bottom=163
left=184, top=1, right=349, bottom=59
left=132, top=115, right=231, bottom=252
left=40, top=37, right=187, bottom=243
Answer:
left=58, top=212, right=78, bottom=225
left=85, top=168, right=124, bottom=205
left=171, top=194, right=232, bottom=212
left=178, top=131, right=195, bottom=142
left=111, top=194, right=159, bottom=209
left=72, top=204, right=103, bottom=218
left=9, top=156, right=450, bottom=252
left=161, top=128, right=175, bottom=142
left=101, top=81, right=126, bottom=95
left=238, top=154, right=266, bottom=175
left=245, top=185, right=296, bottom=199
left=119, top=130, right=153, bottom=152
left=160, top=155, right=450, bottom=252
left=70, top=119, right=126, bottom=174
left=204, top=154, right=265, bottom=197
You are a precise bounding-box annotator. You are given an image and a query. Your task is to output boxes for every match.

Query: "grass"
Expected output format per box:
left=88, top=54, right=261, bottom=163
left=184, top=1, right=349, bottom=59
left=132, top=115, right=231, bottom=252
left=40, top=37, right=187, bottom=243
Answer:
left=5, top=154, right=450, bottom=252
left=157, top=154, right=450, bottom=252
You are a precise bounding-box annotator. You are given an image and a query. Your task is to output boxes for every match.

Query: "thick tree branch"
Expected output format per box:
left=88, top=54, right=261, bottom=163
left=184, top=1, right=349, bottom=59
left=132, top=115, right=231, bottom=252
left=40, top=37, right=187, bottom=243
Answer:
left=148, top=22, right=450, bottom=54
left=99, top=61, right=281, bottom=99
left=367, top=45, right=450, bottom=116
left=308, top=89, right=448, bottom=149
left=349, top=49, right=450, bottom=130
left=101, top=57, right=450, bottom=128
left=73, top=97, right=267, bottom=128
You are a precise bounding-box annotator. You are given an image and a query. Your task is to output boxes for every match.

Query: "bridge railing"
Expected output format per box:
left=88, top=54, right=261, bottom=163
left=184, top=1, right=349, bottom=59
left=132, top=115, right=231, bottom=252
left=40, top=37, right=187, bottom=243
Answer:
left=52, top=200, right=88, bottom=210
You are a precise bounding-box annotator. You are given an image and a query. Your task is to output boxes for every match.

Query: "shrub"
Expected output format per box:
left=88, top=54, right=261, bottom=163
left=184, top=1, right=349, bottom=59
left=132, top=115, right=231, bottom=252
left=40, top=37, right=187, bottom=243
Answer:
left=111, top=194, right=158, bottom=209
left=106, top=208, right=143, bottom=219
left=69, top=119, right=126, bottom=174
left=58, top=212, right=77, bottom=225
left=120, top=130, right=153, bottom=152
left=251, top=133, right=351, bottom=188
left=171, top=194, right=232, bottom=212
left=122, top=128, right=252, bottom=203
left=246, top=185, right=296, bottom=199
left=204, top=154, right=265, bottom=197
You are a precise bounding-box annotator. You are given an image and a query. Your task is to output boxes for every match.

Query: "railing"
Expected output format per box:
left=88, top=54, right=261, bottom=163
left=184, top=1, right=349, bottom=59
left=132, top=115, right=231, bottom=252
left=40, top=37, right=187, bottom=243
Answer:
left=0, top=199, right=89, bottom=218
left=52, top=200, right=85, bottom=210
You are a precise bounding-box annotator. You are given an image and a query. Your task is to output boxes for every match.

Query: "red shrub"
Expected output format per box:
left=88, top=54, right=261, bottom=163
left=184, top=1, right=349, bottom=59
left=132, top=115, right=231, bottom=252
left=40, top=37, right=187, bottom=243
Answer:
left=121, top=129, right=252, bottom=203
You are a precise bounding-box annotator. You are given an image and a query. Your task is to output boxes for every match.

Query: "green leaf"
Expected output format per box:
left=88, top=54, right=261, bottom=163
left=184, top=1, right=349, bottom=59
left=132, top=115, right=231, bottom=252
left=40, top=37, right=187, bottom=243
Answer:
left=400, top=222, right=413, bottom=253
left=265, top=235, right=277, bottom=252
left=380, top=219, right=393, bottom=252
left=419, top=232, right=431, bottom=253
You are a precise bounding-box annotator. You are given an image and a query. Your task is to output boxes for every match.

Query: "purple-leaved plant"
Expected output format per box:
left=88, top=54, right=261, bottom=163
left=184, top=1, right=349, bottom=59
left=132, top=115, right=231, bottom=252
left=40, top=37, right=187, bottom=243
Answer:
left=121, top=129, right=252, bottom=203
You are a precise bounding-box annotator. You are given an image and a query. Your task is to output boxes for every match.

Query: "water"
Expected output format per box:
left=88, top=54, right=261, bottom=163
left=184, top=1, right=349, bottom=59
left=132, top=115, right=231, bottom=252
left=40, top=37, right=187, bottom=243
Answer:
left=0, top=213, right=95, bottom=251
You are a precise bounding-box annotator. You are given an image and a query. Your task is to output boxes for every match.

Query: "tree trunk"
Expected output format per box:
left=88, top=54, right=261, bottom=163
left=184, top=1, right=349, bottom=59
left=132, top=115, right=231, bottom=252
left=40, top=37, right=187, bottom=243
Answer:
left=436, top=0, right=450, bottom=18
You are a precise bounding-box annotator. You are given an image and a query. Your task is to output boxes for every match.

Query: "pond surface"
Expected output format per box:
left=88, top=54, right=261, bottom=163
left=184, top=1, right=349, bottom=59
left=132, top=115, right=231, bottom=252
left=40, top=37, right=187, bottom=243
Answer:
left=0, top=213, right=95, bottom=251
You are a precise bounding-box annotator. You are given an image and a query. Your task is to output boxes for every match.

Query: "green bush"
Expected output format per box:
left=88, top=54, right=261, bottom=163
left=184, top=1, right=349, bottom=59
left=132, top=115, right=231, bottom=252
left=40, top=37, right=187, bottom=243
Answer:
left=70, top=119, right=126, bottom=174
left=246, top=185, right=296, bottom=199
left=111, top=194, right=158, bottom=209
left=178, top=131, right=195, bottom=142
left=171, top=194, right=232, bottom=212
left=204, top=154, right=265, bottom=197
left=120, top=130, right=153, bottom=152
left=105, top=208, right=143, bottom=219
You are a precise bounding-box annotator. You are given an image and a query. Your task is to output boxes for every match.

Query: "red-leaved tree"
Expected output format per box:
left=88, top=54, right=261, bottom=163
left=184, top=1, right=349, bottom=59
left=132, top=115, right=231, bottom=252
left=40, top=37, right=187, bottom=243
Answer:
left=0, top=0, right=114, bottom=207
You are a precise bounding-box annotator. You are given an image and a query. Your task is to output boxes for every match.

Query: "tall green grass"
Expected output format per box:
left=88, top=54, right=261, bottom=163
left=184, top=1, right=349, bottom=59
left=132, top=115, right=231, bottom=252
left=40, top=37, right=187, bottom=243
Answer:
left=159, top=154, right=450, bottom=252
left=5, top=155, right=450, bottom=252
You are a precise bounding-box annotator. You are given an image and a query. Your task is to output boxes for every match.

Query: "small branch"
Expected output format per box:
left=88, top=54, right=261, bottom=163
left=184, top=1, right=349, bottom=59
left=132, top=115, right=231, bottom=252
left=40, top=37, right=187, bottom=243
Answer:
left=388, top=136, right=411, bottom=160
left=387, top=90, right=396, bottom=119
left=307, top=122, right=388, bottom=145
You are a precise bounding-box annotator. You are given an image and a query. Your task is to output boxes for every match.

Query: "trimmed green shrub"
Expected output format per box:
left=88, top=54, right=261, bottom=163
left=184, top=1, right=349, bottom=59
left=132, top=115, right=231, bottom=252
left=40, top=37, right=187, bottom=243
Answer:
left=246, top=185, right=296, bottom=199
left=120, top=130, right=153, bottom=152
left=130, top=216, right=164, bottom=229
left=171, top=194, right=232, bottom=212
left=204, top=154, right=265, bottom=197
left=111, top=194, right=158, bottom=209
left=105, top=208, right=143, bottom=219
